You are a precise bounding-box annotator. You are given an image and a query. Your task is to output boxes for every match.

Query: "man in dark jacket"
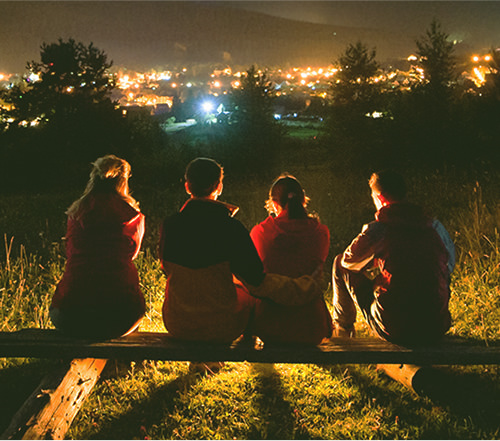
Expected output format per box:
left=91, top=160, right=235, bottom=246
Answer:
left=332, top=170, right=454, bottom=345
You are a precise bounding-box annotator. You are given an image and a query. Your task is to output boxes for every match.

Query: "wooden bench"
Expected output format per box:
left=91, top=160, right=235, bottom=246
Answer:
left=1, top=329, right=500, bottom=440
left=1, top=328, right=500, bottom=365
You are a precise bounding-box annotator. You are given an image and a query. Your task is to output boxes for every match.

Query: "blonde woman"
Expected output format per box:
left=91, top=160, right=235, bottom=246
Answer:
left=50, top=155, right=145, bottom=339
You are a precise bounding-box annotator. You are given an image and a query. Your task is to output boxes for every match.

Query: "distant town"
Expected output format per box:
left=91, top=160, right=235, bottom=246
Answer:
left=0, top=48, right=496, bottom=128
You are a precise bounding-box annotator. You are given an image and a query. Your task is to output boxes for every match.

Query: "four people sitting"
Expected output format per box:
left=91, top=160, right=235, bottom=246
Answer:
left=51, top=156, right=454, bottom=348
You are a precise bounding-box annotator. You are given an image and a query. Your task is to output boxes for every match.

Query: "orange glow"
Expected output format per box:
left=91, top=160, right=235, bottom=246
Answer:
left=474, top=67, right=485, bottom=84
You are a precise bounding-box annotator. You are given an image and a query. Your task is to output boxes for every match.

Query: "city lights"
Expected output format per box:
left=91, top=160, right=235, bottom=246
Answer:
left=4, top=48, right=495, bottom=120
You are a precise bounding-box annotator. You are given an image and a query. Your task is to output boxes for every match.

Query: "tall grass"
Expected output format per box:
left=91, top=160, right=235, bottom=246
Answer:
left=0, top=236, right=62, bottom=334
left=449, top=183, right=500, bottom=342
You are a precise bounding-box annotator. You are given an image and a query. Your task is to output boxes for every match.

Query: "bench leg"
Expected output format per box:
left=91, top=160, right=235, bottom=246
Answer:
left=377, top=363, right=422, bottom=392
left=1, top=358, right=107, bottom=440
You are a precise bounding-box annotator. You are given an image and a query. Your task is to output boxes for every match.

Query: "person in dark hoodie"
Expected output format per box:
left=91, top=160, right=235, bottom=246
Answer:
left=250, top=174, right=333, bottom=344
left=332, top=170, right=454, bottom=345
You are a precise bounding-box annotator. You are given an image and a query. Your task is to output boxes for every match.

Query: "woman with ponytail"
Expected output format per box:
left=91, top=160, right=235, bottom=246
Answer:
left=50, top=155, right=146, bottom=339
left=250, top=174, right=333, bottom=344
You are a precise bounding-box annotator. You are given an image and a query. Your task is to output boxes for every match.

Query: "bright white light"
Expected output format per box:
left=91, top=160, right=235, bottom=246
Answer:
left=274, top=114, right=281, bottom=120
left=202, top=101, right=215, bottom=113
left=28, top=73, right=40, bottom=82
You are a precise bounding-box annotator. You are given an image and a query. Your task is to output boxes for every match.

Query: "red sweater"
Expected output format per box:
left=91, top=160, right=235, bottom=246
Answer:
left=51, top=193, right=145, bottom=313
left=250, top=213, right=332, bottom=344
left=250, top=214, right=330, bottom=278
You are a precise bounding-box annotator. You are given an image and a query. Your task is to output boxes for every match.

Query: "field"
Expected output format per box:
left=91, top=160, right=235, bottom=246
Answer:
left=1, top=141, right=500, bottom=439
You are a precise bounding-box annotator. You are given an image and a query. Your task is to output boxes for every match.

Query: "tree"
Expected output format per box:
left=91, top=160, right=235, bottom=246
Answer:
left=3, top=38, right=116, bottom=126
left=0, top=39, right=130, bottom=190
left=332, top=41, right=379, bottom=106
left=415, top=19, right=457, bottom=94
left=484, top=47, right=500, bottom=100
left=218, top=65, right=281, bottom=174
left=230, top=65, right=275, bottom=128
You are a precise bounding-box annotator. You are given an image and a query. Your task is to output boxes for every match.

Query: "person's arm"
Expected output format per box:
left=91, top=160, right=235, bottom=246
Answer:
left=230, top=221, right=266, bottom=286
left=318, top=223, right=331, bottom=263
left=124, top=212, right=145, bottom=260
left=432, top=219, right=456, bottom=274
left=341, top=222, right=382, bottom=272
left=249, top=223, right=266, bottom=261
left=245, top=272, right=322, bottom=306
left=233, top=219, right=323, bottom=306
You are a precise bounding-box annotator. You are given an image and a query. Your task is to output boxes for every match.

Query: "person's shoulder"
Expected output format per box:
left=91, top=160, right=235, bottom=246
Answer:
left=310, top=216, right=329, bottom=231
left=250, top=216, right=273, bottom=236
left=84, top=194, right=139, bottom=223
left=256, top=215, right=275, bottom=228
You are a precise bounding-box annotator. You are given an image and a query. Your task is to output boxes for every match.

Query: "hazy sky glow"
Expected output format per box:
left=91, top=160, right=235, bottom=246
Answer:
left=1, top=1, right=499, bottom=73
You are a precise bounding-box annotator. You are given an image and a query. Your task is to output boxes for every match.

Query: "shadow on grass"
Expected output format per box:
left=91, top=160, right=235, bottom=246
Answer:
left=84, top=362, right=306, bottom=440
left=411, top=365, right=500, bottom=432
left=249, top=363, right=308, bottom=439
left=80, top=365, right=206, bottom=439
left=325, top=363, right=500, bottom=437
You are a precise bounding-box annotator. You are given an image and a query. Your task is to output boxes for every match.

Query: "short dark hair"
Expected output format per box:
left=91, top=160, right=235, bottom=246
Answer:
left=369, top=170, right=406, bottom=202
left=185, top=157, right=223, bottom=197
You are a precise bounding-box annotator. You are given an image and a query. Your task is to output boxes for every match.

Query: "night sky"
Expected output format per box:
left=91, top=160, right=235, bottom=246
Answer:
left=1, top=1, right=500, bottom=73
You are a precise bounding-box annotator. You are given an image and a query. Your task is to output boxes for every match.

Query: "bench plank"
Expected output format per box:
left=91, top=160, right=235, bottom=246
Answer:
left=1, top=329, right=500, bottom=365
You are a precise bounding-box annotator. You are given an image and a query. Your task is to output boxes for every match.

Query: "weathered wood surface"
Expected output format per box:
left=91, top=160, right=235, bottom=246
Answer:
left=1, top=357, right=107, bottom=440
left=1, top=329, right=500, bottom=365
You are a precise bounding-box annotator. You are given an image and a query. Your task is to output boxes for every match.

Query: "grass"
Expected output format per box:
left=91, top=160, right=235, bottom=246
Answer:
left=0, top=162, right=500, bottom=439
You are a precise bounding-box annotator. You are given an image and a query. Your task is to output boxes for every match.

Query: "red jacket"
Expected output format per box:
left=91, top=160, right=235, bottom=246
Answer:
left=51, top=193, right=145, bottom=313
left=250, top=214, right=330, bottom=277
left=250, top=214, right=332, bottom=344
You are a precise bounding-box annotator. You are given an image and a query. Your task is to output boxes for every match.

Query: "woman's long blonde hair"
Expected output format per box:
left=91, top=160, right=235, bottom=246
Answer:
left=67, top=155, right=139, bottom=219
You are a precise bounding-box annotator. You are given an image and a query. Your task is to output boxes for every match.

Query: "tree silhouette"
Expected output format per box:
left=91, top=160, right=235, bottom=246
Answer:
left=332, top=41, right=379, bottom=106
left=230, top=65, right=275, bottom=129
left=415, top=19, right=457, bottom=94
left=3, top=38, right=116, bottom=126
left=484, top=48, right=500, bottom=100
left=216, top=65, right=281, bottom=174
left=0, top=39, right=130, bottom=190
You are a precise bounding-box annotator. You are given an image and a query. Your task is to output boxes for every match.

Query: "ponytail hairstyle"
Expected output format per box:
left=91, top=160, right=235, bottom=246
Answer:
left=67, top=155, right=139, bottom=219
left=265, top=174, right=310, bottom=220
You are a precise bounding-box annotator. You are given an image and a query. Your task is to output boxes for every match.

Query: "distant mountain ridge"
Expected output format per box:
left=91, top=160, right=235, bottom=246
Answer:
left=0, top=1, right=462, bottom=72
